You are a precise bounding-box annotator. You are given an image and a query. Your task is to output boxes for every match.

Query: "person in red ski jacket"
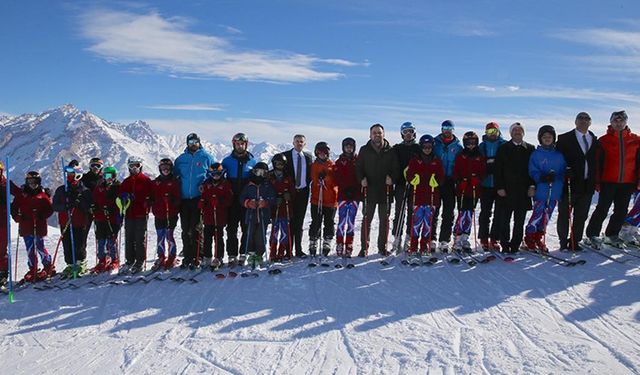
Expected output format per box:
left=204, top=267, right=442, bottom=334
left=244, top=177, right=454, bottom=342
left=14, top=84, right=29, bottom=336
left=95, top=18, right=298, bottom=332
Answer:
left=405, top=135, right=445, bottom=255
left=452, top=131, right=486, bottom=252
left=0, top=162, right=8, bottom=282
left=52, top=164, right=93, bottom=277
left=151, top=158, right=181, bottom=269
left=91, top=166, right=121, bottom=272
left=334, top=137, right=360, bottom=257
left=198, top=162, right=233, bottom=269
left=118, top=157, right=153, bottom=274
left=11, top=171, right=54, bottom=281
left=309, top=142, right=338, bottom=257
left=268, top=154, right=296, bottom=261
left=586, top=110, right=640, bottom=248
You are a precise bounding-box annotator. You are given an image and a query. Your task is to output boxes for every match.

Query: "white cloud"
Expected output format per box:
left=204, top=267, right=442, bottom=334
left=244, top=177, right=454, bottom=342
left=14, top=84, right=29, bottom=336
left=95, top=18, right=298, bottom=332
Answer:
left=142, top=104, right=225, bottom=111
left=79, top=8, right=364, bottom=82
left=469, top=84, right=640, bottom=104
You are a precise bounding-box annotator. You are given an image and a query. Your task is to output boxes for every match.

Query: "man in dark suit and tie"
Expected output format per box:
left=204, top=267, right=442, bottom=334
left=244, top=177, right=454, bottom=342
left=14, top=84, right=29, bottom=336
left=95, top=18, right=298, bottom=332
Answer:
left=555, top=112, right=601, bottom=251
left=281, top=134, right=313, bottom=257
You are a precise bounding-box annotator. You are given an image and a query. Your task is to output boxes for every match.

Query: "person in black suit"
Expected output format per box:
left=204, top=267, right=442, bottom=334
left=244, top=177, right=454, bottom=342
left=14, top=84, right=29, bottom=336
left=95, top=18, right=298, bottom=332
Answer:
left=281, top=134, right=313, bottom=257
left=555, top=112, right=600, bottom=251
left=493, top=122, right=536, bottom=253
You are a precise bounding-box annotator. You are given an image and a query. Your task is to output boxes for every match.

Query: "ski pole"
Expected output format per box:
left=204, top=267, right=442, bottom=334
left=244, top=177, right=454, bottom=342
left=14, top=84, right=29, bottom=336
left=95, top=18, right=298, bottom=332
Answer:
left=361, top=185, right=369, bottom=257
left=51, top=207, right=75, bottom=268
left=542, top=174, right=554, bottom=252
left=284, top=194, right=293, bottom=259
left=472, top=184, right=479, bottom=252
left=408, top=175, right=419, bottom=256
left=393, top=181, right=410, bottom=247
left=5, top=156, right=14, bottom=303
left=61, top=157, right=78, bottom=279
left=384, top=184, right=391, bottom=256
left=566, top=169, right=575, bottom=257
left=427, top=173, right=438, bottom=254
left=213, top=197, right=219, bottom=262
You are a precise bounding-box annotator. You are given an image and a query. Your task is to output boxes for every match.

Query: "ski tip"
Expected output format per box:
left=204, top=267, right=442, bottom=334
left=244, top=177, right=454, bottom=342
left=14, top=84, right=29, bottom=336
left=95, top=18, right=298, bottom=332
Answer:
left=8, top=291, right=15, bottom=303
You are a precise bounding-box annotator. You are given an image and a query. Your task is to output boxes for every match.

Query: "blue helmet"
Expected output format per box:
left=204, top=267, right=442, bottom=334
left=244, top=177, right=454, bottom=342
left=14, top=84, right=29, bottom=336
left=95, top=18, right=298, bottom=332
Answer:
left=207, top=162, right=227, bottom=179
left=400, top=122, right=416, bottom=139
left=419, top=134, right=435, bottom=147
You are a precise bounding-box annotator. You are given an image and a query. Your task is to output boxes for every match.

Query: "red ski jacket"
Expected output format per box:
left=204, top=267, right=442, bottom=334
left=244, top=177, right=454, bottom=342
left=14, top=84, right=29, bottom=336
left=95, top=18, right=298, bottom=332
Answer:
left=92, top=181, right=120, bottom=227
left=119, top=173, right=153, bottom=219
left=151, top=176, right=181, bottom=219
left=310, top=159, right=338, bottom=208
left=11, top=185, right=53, bottom=237
left=452, top=150, right=486, bottom=198
left=199, top=179, right=234, bottom=226
left=334, top=154, right=361, bottom=202
left=597, top=125, right=640, bottom=184
left=406, top=155, right=445, bottom=207
left=269, top=172, right=296, bottom=219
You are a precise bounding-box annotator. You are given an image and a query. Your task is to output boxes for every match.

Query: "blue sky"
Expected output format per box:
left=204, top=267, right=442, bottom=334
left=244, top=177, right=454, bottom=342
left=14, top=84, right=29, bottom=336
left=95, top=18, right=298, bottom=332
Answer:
left=2, top=1, right=640, bottom=148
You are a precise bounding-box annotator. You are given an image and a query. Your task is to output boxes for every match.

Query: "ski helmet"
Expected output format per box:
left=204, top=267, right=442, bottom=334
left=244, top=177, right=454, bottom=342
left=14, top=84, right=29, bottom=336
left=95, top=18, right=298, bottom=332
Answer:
left=462, top=131, right=479, bottom=147
left=232, top=132, right=248, bottom=145
left=537, top=125, right=556, bottom=144
left=341, top=137, right=356, bottom=153
left=419, top=134, right=435, bottom=148
left=186, top=133, right=200, bottom=145
left=485, top=122, right=500, bottom=136
left=127, top=156, right=143, bottom=172
left=25, top=171, right=41, bottom=185
left=441, top=120, right=455, bottom=130
left=207, top=162, right=226, bottom=179
left=89, top=157, right=104, bottom=170
left=610, top=110, right=628, bottom=122
left=103, top=166, right=118, bottom=181
left=314, top=141, right=330, bottom=158
left=64, top=165, right=84, bottom=181
left=271, top=153, right=287, bottom=170
left=158, top=158, right=173, bottom=174
left=252, top=162, right=269, bottom=177
left=400, top=122, right=416, bottom=139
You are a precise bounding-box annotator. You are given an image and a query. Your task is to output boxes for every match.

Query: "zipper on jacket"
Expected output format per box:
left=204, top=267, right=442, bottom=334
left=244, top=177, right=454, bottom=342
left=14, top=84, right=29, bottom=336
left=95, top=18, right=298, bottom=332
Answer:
left=619, top=131, right=624, bottom=183
left=188, top=152, right=195, bottom=198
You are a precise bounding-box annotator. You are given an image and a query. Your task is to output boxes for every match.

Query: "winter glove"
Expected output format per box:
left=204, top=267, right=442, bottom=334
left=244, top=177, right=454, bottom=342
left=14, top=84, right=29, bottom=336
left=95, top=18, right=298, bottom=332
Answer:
left=318, top=171, right=326, bottom=180
left=485, top=158, right=495, bottom=175
left=344, top=187, right=354, bottom=200
left=258, top=199, right=269, bottom=209
left=197, top=199, right=205, bottom=210
left=276, top=197, right=283, bottom=206
left=470, top=175, right=481, bottom=188
left=283, top=191, right=291, bottom=201
left=540, top=171, right=556, bottom=183
left=361, top=178, right=368, bottom=187
left=385, top=175, right=393, bottom=186
left=244, top=199, right=257, bottom=209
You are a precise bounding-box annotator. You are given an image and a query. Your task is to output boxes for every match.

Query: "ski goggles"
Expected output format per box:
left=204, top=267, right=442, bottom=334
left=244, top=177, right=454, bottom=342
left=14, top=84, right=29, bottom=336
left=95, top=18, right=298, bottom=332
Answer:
left=104, top=172, right=116, bottom=180
left=401, top=128, right=415, bottom=135
left=441, top=125, right=454, bottom=131
left=128, top=163, right=141, bottom=169
left=64, top=166, right=83, bottom=181
left=253, top=168, right=267, bottom=177
left=90, top=163, right=103, bottom=170
left=187, top=139, right=200, bottom=145
left=485, top=128, right=499, bottom=136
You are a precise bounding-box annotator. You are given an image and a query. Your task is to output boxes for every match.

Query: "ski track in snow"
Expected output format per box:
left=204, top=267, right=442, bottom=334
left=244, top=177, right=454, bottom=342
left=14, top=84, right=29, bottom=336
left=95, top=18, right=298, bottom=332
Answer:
left=1, top=214, right=640, bottom=374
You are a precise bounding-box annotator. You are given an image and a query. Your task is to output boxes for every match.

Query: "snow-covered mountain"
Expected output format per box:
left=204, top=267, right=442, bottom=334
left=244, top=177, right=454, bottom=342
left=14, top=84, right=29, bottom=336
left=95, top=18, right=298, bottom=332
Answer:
left=0, top=105, right=293, bottom=187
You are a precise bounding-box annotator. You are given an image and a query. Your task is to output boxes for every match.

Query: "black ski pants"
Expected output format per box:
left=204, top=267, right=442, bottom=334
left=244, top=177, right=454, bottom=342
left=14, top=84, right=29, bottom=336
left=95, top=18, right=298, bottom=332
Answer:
left=62, top=226, right=88, bottom=264
left=496, top=199, right=527, bottom=252
left=124, top=217, right=147, bottom=265
left=557, top=189, right=593, bottom=248
left=478, top=188, right=500, bottom=240
left=309, top=204, right=337, bottom=241
left=438, top=180, right=456, bottom=242
left=203, top=224, right=225, bottom=259
left=291, top=187, right=310, bottom=256
left=586, top=183, right=635, bottom=238
left=180, top=198, right=201, bottom=262
left=226, top=200, right=247, bottom=258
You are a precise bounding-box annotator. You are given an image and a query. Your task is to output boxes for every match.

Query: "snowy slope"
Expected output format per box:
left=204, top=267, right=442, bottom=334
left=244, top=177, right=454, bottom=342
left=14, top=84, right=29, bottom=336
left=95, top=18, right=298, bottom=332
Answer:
left=1, top=210, right=639, bottom=374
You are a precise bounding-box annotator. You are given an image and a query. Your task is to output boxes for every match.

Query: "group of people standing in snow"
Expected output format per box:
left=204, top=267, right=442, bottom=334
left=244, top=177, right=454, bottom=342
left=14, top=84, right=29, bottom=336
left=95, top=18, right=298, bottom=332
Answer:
left=1, top=110, right=639, bottom=283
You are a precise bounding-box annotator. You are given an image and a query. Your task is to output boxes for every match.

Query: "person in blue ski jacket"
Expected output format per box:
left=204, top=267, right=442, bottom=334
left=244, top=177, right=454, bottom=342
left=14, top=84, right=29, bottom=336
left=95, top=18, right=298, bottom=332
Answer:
left=173, top=133, right=215, bottom=268
left=222, top=132, right=258, bottom=265
left=239, top=162, right=275, bottom=266
left=524, top=125, right=566, bottom=252
left=477, top=122, right=507, bottom=251
left=433, top=120, right=463, bottom=252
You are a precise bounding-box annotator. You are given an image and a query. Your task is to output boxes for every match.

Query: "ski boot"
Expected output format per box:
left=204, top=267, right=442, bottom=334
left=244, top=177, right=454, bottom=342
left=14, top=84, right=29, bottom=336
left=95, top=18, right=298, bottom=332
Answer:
left=489, top=239, right=501, bottom=252
left=130, top=261, right=143, bottom=274
left=43, top=262, right=56, bottom=278
left=227, top=256, right=238, bottom=268
left=480, top=238, right=490, bottom=251
left=61, top=264, right=75, bottom=279
left=24, top=269, right=38, bottom=283
left=345, top=243, right=354, bottom=258
left=210, top=258, right=222, bottom=271
left=322, top=238, right=332, bottom=256
left=523, top=233, right=538, bottom=251
left=238, top=255, right=246, bottom=267
left=109, top=258, right=120, bottom=273
left=152, top=255, right=165, bottom=271
left=201, top=257, right=212, bottom=270
left=92, top=257, right=109, bottom=274
left=309, top=238, right=319, bottom=257
left=604, top=235, right=626, bottom=249
left=392, top=235, right=402, bottom=253
left=336, top=243, right=344, bottom=257
left=76, top=260, right=88, bottom=276
left=0, top=270, right=7, bottom=287
left=583, top=236, right=603, bottom=250
left=438, top=241, right=450, bottom=254
left=458, top=234, right=472, bottom=254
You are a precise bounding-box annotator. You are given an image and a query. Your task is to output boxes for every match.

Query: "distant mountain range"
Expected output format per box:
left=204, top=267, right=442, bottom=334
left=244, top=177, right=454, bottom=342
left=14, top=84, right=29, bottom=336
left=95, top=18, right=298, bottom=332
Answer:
left=0, top=104, right=301, bottom=187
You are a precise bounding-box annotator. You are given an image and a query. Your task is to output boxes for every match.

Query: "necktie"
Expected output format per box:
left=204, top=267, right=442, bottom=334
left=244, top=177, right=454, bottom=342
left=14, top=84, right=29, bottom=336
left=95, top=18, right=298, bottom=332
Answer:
left=582, top=134, right=589, bottom=154
left=296, top=152, right=302, bottom=188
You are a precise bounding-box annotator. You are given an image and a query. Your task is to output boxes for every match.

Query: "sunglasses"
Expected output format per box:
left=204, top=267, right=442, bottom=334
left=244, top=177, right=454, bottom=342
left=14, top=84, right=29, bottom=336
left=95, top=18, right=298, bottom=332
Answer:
left=485, top=128, right=499, bottom=136
left=90, top=163, right=103, bottom=170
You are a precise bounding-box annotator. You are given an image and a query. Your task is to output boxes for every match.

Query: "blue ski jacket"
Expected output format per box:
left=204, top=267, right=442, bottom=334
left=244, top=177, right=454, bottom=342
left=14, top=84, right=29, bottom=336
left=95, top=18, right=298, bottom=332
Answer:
left=433, top=134, right=463, bottom=178
left=478, top=135, right=507, bottom=188
left=174, top=147, right=216, bottom=199
left=529, top=145, right=566, bottom=202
